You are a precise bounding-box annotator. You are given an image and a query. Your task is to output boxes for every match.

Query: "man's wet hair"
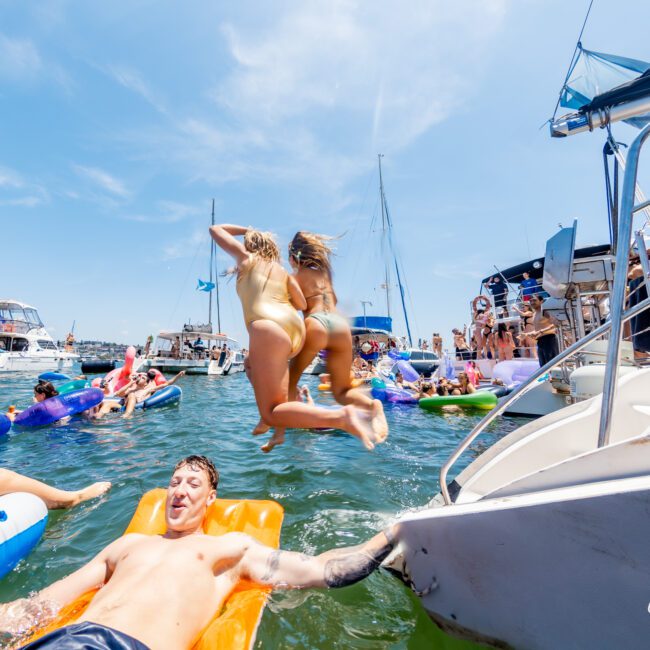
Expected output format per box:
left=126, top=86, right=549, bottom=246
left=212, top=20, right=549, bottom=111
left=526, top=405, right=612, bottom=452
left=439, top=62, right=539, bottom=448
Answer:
left=174, top=455, right=219, bottom=491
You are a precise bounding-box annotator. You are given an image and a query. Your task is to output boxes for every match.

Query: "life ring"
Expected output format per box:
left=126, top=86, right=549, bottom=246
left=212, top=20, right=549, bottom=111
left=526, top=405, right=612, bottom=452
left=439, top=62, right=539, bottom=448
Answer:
left=2, top=322, right=15, bottom=333
left=472, top=295, right=491, bottom=312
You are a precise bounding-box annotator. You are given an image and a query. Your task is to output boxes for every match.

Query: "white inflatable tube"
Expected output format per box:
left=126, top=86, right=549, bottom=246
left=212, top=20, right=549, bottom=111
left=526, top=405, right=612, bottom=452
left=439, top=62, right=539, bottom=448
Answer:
left=0, top=492, right=48, bottom=578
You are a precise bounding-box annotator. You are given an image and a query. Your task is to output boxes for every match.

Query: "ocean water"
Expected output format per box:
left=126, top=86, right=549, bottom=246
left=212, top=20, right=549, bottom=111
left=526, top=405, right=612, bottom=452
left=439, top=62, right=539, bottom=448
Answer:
left=0, top=370, right=522, bottom=649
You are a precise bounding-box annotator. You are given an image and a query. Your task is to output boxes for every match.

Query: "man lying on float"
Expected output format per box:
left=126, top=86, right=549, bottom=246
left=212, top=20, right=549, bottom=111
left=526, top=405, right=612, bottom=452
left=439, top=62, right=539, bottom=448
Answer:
left=1, top=455, right=396, bottom=650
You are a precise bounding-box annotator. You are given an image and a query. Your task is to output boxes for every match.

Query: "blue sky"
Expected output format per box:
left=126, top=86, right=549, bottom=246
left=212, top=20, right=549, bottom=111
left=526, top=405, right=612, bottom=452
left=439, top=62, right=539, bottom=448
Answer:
left=3, top=0, right=650, bottom=347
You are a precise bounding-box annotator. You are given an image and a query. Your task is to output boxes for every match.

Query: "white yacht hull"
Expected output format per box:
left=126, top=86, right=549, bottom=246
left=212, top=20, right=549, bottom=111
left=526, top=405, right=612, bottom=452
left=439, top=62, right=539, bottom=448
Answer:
left=0, top=352, right=76, bottom=373
left=141, top=358, right=244, bottom=376
left=391, top=476, right=650, bottom=649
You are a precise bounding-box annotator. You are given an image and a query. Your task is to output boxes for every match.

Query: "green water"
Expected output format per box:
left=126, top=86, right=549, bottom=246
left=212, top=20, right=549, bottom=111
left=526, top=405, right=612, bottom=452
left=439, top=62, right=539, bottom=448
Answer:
left=0, top=370, right=518, bottom=648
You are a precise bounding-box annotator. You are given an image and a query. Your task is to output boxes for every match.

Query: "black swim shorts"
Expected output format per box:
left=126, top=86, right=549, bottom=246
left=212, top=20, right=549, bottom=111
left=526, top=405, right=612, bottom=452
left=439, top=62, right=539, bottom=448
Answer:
left=20, top=621, right=150, bottom=650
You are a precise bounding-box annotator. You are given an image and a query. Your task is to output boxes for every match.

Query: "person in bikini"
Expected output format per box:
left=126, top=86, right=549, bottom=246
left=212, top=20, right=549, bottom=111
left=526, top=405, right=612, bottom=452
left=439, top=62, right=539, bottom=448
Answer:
left=252, top=231, right=387, bottom=452
left=210, top=225, right=384, bottom=452
left=1, top=455, right=398, bottom=650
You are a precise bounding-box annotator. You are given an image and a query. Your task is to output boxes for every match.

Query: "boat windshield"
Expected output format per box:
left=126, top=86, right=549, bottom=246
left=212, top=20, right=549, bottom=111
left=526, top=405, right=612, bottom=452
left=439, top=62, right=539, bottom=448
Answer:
left=0, top=303, right=44, bottom=333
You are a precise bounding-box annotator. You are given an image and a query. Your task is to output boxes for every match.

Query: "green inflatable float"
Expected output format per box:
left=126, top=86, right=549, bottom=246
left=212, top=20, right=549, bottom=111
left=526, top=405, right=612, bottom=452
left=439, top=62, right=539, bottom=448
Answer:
left=418, top=390, right=497, bottom=411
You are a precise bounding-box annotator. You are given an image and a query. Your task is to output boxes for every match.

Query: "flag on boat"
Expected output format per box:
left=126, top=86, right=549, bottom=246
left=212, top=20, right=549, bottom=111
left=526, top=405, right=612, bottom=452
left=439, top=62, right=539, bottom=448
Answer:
left=196, top=279, right=216, bottom=292
left=560, top=45, right=650, bottom=128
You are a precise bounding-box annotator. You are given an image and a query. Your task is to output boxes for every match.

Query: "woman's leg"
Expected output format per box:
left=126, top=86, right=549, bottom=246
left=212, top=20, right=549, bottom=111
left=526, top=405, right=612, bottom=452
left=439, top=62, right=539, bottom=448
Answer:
left=0, top=469, right=110, bottom=509
left=327, top=328, right=388, bottom=441
left=248, top=321, right=380, bottom=450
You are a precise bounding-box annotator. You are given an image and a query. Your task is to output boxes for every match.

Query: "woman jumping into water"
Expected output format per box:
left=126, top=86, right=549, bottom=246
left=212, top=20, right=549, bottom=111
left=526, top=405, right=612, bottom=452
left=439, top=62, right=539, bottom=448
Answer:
left=209, top=224, right=385, bottom=452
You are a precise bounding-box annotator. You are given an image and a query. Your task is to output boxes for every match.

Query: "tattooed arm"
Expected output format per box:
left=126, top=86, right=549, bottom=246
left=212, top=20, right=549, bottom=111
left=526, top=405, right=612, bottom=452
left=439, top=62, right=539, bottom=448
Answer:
left=240, top=526, right=397, bottom=589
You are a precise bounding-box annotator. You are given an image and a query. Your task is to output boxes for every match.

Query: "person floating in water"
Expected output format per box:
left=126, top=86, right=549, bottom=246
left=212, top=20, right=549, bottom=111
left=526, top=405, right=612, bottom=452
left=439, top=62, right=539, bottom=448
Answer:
left=1, top=455, right=397, bottom=650
left=256, top=231, right=388, bottom=452
left=0, top=469, right=110, bottom=509
left=209, top=224, right=384, bottom=451
left=6, top=381, right=59, bottom=422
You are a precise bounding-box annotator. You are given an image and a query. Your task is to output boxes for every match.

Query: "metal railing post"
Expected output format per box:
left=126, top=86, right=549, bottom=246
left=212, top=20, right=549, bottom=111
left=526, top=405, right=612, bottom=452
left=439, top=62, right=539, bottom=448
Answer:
left=598, top=123, right=650, bottom=448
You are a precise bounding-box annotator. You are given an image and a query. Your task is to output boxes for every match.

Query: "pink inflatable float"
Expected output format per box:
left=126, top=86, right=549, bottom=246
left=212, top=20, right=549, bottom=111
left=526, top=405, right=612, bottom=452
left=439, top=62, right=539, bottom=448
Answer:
left=92, top=346, right=138, bottom=394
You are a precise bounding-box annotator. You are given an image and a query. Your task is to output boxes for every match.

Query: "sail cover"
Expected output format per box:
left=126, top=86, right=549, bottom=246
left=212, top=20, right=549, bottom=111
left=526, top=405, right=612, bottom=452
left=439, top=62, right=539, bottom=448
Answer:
left=560, top=46, right=650, bottom=127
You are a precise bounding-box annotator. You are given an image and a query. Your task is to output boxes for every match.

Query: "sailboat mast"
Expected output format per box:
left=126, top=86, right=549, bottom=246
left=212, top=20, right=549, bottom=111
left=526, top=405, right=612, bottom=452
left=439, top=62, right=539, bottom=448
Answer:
left=209, top=200, right=215, bottom=331
left=378, top=154, right=391, bottom=319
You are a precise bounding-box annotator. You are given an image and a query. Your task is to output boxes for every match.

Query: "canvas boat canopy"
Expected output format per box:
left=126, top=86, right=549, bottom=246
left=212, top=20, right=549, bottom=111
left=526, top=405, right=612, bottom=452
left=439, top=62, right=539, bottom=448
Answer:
left=551, top=46, right=650, bottom=137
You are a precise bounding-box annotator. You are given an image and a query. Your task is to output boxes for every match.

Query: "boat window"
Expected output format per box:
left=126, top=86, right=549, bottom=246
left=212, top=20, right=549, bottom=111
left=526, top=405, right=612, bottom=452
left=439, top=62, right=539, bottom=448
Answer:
left=24, top=309, right=43, bottom=326
left=0, top=337, right=8, bottom=350
left=409, top=351, right=424, bottom=360
left=37, top=339, right=57, bottom=350
left=10, top=337, right=29, bottom=352
left=9, top=307, right=26, bottom=322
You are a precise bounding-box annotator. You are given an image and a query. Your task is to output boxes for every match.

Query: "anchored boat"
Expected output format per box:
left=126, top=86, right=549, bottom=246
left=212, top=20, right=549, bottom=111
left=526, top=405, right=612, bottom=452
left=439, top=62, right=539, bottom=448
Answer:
left=386, top=41, right=650, bottom=649
left=0, top=300, right=78, bottom=373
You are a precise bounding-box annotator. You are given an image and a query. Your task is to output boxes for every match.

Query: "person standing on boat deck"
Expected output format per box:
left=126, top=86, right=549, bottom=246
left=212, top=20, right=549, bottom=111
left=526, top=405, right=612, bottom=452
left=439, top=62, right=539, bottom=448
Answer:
left=209, top=224, right=384, bottom=452
left=432, top=332, right=442, bottom=356
left=518, top=272, right=538, bottom=303
left=484, top=275, right=509, bottom=316
left=1, top=456, right=399, bottom=650
left=452, top=327, right=471, bottom=360
left=528, top=295, right=560, bottom=367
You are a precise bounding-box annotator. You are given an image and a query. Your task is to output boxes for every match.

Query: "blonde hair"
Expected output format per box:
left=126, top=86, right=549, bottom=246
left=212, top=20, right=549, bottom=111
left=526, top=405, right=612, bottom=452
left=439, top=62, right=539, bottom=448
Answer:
left=243, top=230, right=280, bottom=263
left=288, top=231, right=334, bottom=278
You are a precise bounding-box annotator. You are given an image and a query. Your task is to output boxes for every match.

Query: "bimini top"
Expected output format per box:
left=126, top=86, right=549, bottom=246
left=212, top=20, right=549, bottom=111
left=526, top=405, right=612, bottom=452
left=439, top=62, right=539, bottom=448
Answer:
left=551, top=46, right=650, bottom=136
left=480, top=243, right=610, bottom=287
left=0, top=299, right=37, bottom=311
left=156, top=330, right=239, bottom=345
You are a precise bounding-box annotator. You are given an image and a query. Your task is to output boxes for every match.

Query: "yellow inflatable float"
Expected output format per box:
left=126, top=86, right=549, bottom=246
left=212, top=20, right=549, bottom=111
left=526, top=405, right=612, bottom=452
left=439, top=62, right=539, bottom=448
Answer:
left=318, top=377, right=364, bottom=391
left=24, top=489, right=284, bottom=650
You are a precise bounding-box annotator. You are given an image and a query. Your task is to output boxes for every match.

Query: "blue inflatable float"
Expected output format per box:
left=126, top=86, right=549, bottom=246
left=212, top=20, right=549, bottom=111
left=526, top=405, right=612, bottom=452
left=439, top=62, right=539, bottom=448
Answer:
left=371, top=384, right=418, bottom=404
left=13, top=388, right=104, bottom=428
left=38, top=372, right=71, bottom=382
left=0, top=493, right=48, bottom=578
left=0, top=414, right=10, bottom=436
left=136, top=385, right=182, bottom=410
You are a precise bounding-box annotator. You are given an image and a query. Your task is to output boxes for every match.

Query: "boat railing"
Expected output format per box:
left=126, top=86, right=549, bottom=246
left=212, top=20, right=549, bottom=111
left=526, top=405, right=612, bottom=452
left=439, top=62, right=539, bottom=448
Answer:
left=440, top=121, right=650, bottom=505
left=439, top=295, right=650, bottom=504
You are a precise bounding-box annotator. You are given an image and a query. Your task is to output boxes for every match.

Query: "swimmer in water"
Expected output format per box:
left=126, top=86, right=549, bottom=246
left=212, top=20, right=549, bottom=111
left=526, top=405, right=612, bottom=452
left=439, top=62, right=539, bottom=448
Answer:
left=210, top=224, right=383, bottom=452
left=5, top=381, right=60, bottom=422
left=255, top=232, right=387, bottom=452
left=0, top=469, right=110, bottom=509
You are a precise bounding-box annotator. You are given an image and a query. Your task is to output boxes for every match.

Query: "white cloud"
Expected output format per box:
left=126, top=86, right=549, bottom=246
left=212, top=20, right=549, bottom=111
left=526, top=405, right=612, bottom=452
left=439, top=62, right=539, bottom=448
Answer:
left=0, top=34, right=42, bottom=80
left=73, top=164, right=130, bottom=199
left=162, top=229, right=208, bottom=260
left=120, top=200, right=204, bottom=223
left=0, top=166, right=24, bottom=189
left=105, top=65, right=167, bottom=114
left=0, top=196, right=44, bottom=207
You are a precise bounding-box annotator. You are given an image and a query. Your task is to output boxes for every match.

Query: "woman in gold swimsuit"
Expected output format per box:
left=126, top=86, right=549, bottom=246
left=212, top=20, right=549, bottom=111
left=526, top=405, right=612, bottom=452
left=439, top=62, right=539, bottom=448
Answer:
left=209, top=224, right=384, bottom=452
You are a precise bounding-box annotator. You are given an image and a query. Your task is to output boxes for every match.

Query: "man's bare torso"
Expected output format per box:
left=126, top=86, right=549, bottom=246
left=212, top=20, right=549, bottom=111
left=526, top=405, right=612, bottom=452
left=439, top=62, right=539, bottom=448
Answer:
left=77, top=532, right=243, bottom=650
left=532, top=307, right=556, bottom=336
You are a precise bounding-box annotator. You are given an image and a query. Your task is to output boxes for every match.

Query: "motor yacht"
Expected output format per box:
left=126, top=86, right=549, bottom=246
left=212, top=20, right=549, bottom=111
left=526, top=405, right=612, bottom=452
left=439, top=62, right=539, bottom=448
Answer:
left=0, top=299, right=78, bottom=372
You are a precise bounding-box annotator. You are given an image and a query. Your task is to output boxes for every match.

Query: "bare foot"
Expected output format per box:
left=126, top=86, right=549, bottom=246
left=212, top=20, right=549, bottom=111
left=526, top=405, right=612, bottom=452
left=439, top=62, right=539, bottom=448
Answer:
left=261, top=430, right=285, bottom=453
left=371, top=399, right=389, bottom=443
left=75, top=481, right=112, bottom=505
left=341, top=406, right=376, bottom=450
left=252, top=418, right=271, bottom=436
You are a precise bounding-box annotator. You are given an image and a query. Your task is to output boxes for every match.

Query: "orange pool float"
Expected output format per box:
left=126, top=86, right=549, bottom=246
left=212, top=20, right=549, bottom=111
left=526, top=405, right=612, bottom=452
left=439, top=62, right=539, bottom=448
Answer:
left=24, top=489, right=284, bottom=650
